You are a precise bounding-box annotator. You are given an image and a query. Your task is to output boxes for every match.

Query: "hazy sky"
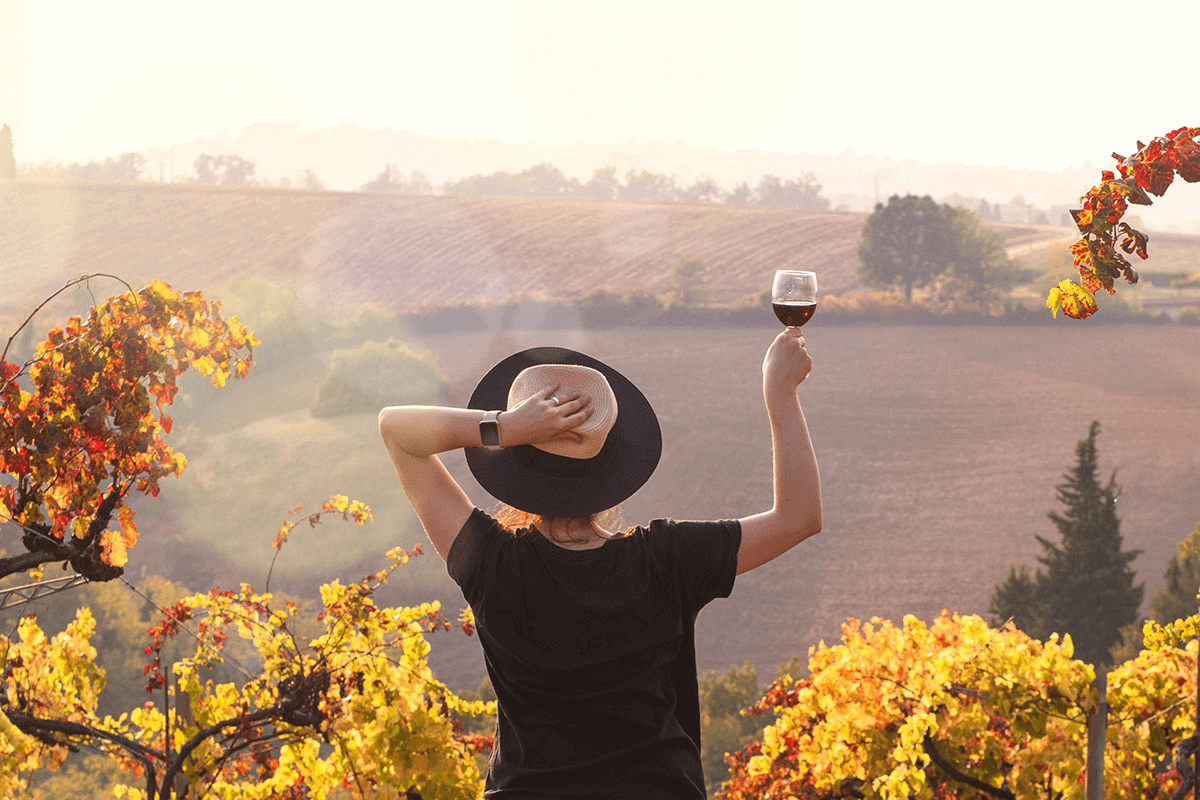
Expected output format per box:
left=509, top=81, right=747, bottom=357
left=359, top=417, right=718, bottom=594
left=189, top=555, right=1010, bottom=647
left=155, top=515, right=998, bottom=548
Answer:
left=2, top=0, right=1197, bottom=171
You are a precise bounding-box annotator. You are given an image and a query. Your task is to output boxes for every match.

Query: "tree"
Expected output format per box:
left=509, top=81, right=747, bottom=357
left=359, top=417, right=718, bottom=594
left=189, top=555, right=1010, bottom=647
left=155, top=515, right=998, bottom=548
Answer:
left=1, top=124, right=16, bottom=180
left=990, top=420, right=1143, bottom=667
left=679, top=176, right=725, bottom=205
left=516, top=162, right=576, bottom=196
left=0, top=275, right=256, bottom=583
left=1150, top=522, right=1200, bottom=626
left=193, top=154, right=257, bottom=185
left=582, top=166, right=619, bottom=200
left=989, top=564, right=1040, bottom=632
left=110, top=152, right=146, bottom=181
left=670, top=257, right=708, bottom=305
left=298, top=169, right=326, bottom=191
left=698, top=662, right=767, bottom=796
left=933, top=206, right=1021, bottom=312
left=857, top=194, right=958, bottom=301
left=66, top=153, right=146, bottom=182
left=726, top=182, right=753, bottom=205
left=443, top=163, right=579, bottom=197
left=619, top=169, right=679, bottom=203
left=361, top=164, right=430, bottom=194
left=719, top=612, right=1195, bottom=800
left=752, top=173, right=830, bottom=210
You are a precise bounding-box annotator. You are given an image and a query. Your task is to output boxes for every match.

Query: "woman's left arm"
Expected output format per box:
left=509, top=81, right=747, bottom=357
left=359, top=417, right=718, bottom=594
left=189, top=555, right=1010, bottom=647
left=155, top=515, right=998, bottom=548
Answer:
left=736, top=329, right=823, bottom=575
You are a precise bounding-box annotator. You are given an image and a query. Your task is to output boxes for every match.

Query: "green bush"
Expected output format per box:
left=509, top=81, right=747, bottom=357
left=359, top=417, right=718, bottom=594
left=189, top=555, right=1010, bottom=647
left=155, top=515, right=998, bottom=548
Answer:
left=328, top=307, right=415, bottom=348
left=575, top=288, right=630, bottom=328
left=619, top=286, right=665, bottom=325
left=205, top=275, right=328, bottom=372
left=311, top=339, right=446, bottom=418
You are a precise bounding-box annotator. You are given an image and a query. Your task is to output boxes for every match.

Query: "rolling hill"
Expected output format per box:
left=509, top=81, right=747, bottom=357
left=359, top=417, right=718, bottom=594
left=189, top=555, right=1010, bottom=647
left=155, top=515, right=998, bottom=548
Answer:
left=15, top=180, right=1196, bottom=323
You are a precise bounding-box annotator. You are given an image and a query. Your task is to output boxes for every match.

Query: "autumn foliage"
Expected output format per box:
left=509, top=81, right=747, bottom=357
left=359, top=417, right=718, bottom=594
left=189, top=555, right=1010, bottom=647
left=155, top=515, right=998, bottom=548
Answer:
left=1047, top=126, right=1200, bottom=319
left=719, top=613, right=1196, bottom=800
left=1, top=498, right=491, bottom=799
left=0, top=280, right=491, bottom=798
left=0, top=276, right=256, bottom=580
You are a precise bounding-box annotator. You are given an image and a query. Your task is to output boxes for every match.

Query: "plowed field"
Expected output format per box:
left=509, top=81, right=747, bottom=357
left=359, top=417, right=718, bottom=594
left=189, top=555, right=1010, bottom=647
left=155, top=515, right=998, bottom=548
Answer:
left=8, top=181, right=1162, bottom=322
left=404, top=324, right=1200, bottom=687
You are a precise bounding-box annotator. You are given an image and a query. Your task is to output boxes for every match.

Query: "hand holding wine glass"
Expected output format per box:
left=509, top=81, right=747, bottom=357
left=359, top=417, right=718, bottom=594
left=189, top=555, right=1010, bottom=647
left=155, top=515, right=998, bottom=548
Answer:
left=772, top=270, right=818, bottom=327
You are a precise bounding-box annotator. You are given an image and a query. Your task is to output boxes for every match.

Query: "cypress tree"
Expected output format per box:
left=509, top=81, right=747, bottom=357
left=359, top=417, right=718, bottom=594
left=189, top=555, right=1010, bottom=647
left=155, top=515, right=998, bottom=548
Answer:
left=0, top=124, right=15, bottom=180
left=1150, top=522, right=1200, bottom=625
left=990, top=420, right=1143, bottom=666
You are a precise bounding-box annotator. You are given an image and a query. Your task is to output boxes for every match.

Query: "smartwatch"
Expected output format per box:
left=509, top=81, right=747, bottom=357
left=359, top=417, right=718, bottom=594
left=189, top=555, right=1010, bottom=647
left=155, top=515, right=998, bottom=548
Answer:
left=479, top=410, right=502, bottom=449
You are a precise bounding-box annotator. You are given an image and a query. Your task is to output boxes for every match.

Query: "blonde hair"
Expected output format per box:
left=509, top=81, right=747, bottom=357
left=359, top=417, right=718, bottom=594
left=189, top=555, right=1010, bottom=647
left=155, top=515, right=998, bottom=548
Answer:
left=494, top=505, right=628, bottom=545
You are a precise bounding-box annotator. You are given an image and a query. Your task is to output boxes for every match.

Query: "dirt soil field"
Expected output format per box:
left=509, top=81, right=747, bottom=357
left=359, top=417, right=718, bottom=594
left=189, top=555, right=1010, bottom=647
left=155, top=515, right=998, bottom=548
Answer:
left=384, top=323, right=1200, bottom=689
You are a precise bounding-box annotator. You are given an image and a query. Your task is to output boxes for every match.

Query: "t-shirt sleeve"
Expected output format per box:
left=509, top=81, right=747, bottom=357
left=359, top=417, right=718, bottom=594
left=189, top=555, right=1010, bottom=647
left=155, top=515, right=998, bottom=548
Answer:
left=446, top=507, right=497, bottom=606
left=647, top=518, right=742, bottom=615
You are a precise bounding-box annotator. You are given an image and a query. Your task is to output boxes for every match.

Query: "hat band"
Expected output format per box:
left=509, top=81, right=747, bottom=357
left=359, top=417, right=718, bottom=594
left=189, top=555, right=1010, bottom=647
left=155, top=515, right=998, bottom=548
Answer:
left=510, top=439, right=613, bottom=478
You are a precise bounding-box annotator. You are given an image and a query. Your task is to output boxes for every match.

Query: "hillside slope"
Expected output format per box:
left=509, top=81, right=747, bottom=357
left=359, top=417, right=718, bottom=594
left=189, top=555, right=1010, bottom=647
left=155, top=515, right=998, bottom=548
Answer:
left=1, top=182, right=864, bottom=312
left=0, top=181, right=1113, bottom=317
left=7, top=181, right=1198, bottom=329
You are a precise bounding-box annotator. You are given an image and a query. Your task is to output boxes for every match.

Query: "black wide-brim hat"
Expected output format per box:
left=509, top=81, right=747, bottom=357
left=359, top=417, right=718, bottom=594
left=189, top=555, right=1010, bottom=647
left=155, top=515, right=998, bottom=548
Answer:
left=465, top=347, right=661, bottom=517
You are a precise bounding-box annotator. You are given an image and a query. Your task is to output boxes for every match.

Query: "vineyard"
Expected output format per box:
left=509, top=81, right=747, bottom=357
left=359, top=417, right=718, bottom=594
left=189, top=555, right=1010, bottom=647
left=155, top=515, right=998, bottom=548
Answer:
left=3, top=181, right=1200, bottom=687
left=4, top=180, right=1200, bottom=797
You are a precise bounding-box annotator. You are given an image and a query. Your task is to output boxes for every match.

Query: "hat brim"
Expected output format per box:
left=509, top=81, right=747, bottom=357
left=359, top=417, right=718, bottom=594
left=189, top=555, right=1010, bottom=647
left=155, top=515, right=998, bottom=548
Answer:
left=465, top=347, right=661, bottom=517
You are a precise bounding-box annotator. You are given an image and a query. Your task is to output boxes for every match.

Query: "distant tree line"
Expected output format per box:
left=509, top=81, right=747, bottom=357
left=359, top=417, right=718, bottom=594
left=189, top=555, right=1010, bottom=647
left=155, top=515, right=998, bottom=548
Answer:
left=18, top=151, right=147, bottom=182
left=360, top=161, right=832, bottom=209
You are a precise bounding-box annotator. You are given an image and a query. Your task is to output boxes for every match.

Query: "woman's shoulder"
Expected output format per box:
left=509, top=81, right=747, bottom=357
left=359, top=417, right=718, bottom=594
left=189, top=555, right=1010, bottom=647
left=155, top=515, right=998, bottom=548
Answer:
left=641, top=517, right=742, bottom=537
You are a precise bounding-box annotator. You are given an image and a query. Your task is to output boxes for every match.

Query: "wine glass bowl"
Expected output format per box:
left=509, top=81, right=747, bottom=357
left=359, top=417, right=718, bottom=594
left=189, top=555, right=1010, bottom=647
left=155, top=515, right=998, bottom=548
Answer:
left=772, top=270, right=818, bottom=327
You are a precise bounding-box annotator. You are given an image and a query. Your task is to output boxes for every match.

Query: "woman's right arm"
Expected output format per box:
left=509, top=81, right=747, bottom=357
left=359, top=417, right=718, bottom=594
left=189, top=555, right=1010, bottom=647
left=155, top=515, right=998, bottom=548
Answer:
left=378, top=388, right=593, bottom=559
left=735, top=328, right=823, bottom=574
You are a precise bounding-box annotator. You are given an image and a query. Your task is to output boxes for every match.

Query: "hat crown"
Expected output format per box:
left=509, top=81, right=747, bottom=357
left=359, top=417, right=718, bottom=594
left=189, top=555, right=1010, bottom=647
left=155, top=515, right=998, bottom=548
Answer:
left=507, top=364, right=617, bottom=459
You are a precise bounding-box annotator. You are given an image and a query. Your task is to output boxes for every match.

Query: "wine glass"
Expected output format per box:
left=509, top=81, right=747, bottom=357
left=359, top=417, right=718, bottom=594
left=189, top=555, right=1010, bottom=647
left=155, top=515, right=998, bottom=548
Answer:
left=772, top=270, right=818, bottom=327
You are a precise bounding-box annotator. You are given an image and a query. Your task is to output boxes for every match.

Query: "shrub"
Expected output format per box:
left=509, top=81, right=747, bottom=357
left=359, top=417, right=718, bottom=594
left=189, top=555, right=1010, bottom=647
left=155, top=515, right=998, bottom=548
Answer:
left=1178, top=307, right=1200, bottom=325
left=574, top=288, right=630, bottom=329
left=820, top=290, right=925, bottom=324
left=311, top=339, right=446, bottom=418
left=619, top=286, right=665, bottom=325
left=1169, top=271, right=1200, bottom=289
left=328, top=307, right=415, bottom=348
left=205, top=275, right=326, bottom=371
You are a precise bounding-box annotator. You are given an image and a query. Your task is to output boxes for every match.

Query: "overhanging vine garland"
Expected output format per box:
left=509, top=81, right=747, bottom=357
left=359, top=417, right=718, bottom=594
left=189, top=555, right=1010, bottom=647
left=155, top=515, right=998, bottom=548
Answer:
left=1047, top=126, right=1200, bottom=319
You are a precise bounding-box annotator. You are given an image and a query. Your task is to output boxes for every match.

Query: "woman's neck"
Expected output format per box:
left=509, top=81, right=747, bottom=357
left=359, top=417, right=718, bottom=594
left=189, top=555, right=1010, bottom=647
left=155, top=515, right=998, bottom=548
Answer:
left=535, top=518, right=613, bottom=550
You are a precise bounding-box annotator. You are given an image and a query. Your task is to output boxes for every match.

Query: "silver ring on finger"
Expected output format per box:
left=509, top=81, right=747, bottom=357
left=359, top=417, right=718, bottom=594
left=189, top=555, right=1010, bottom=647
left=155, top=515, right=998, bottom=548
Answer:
left=550, top=395, right=560, bottom=406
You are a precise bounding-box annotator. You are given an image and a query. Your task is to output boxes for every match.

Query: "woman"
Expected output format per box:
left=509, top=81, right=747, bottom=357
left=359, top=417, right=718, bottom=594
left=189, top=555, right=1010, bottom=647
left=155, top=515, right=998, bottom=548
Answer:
left=378, top=328, right=821, bottom=799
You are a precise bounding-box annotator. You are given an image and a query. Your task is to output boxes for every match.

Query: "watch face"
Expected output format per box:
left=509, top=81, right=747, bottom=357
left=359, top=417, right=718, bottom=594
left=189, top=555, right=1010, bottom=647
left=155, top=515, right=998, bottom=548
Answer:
left=480, top=413, right=500, bottom=447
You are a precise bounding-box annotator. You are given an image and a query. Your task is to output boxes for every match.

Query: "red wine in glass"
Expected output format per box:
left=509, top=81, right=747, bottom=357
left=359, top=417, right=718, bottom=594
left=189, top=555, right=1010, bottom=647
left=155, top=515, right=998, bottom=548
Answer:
left=771, top=271, right=818, bottom=327
left=772, top=300, right=817, bottom=327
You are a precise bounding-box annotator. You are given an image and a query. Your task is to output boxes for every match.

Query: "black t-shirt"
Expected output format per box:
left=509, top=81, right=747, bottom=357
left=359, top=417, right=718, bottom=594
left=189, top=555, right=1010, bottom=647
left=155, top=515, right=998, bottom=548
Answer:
left=447, top=508, right=741, bottom=800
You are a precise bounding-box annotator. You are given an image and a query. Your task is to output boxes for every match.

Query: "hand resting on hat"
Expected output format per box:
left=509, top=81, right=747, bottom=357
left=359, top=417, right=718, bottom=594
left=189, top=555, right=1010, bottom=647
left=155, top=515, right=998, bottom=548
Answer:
left=497, top=385, right=594, bottom=449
